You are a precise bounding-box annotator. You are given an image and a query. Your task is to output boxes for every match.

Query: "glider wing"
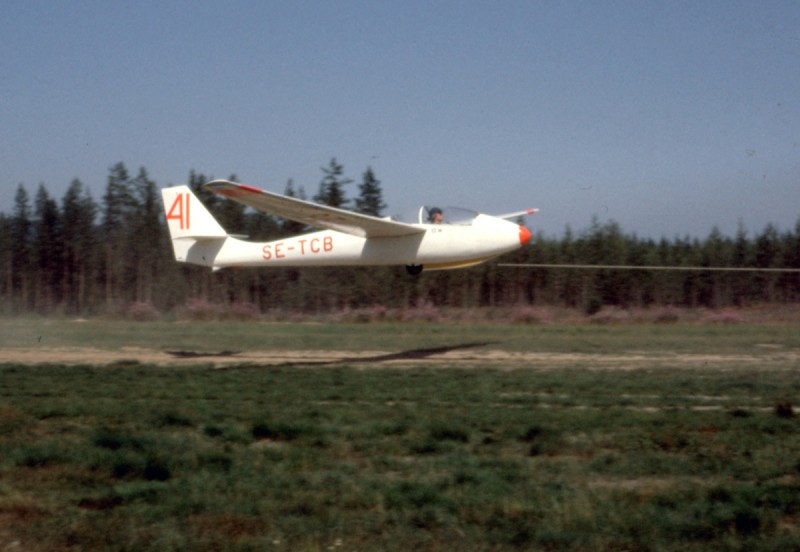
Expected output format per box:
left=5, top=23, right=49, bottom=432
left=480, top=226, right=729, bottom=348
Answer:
left=205, top=180, right=424, bottom=238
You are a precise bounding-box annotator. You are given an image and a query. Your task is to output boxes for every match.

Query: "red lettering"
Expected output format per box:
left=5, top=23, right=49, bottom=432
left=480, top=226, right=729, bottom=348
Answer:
left=274, top=242, right=285, bottom=259
left=262, top=244, right=271, bottom=260
left=298, top=239, right=307, bottom=254
left=310, top=238, right=321, bottom=253
left=324, top=236, right=333, bottom=251
left=166, top=193, right=190, bottom=230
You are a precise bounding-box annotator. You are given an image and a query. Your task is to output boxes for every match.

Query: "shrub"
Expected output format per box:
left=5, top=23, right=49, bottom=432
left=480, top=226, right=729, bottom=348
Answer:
left=152, top=411, right=194, bottom=428
left=92, top=431, right=127, bottom=451
left=251, top=420, right=314, bottom=441
left=401, top=301, right=441, bottom=323
left=203, top=425, right=224, bottom=438
left=182, top=299, right=222, bottom=321
left=199, top=453, right=233, bottom=472
left=112, top=453, right=144, bottom=479
left=225, top=302, right=261, bottom=321
left=126, top=302, right=161, bottom=322
left=92, top=429, right=147, bottom=451
left=510, top=306, right=553, bottom=324
left=203, top=423, right=251, bottom=443
left=143, top=457, right=171, bottom=481
left=589, top=307, right=631, bottom=325
left=429, top=423, right=470, bottom=443
left=384, top=480, right=451, bottom=511
left=701, top=309, right=744, bottom=324
left=13, top=442, right=69, bottom=467
left=651, top=306, right=681, bottom=324
left=110, top=453, right=171, bottom=481
left=775, top=402, right=794, bottom=418
left=518, top=425, right=561, bottom=456
left=584, top=297, right=603, bottom=316
left=330, top=306, right=387, bottom=323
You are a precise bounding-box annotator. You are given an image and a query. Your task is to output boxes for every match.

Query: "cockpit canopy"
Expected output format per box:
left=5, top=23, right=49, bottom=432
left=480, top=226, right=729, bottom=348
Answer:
left=418, top=206, right=479, bottom=225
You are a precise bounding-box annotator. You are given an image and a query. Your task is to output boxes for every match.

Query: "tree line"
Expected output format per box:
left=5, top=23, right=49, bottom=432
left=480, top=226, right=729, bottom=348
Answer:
left=1, top=160, right=798, bottom=317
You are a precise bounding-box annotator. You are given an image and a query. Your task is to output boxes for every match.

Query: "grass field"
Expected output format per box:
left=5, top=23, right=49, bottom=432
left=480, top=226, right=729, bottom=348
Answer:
left=1, top=318, right=800, bottom=550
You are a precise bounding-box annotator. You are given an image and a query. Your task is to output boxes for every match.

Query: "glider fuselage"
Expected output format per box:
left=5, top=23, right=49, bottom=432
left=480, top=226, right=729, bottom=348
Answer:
left=162, top=181, right=533, bottom=273
left=176, top=215, right=526, bottom=270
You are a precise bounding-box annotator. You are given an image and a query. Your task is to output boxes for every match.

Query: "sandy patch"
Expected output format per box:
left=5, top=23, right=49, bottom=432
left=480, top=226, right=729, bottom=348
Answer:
left=1, top=346, right=798, bottom=369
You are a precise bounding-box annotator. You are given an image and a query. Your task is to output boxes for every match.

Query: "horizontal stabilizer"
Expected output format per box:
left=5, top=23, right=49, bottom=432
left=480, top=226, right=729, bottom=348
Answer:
left=496, top=208, right=538, bottom=220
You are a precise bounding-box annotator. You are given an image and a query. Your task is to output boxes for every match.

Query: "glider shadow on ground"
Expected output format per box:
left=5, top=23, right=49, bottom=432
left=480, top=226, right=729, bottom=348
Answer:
left=166, top=342, right=494, bottom=366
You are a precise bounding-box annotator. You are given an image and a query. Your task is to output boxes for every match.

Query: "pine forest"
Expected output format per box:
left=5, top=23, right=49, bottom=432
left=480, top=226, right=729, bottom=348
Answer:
left=2, top=161, right=799, bottom=319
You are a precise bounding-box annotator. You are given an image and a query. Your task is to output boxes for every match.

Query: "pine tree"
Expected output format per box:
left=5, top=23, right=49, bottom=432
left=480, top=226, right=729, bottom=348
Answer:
left=755, top=223, right=781, bottom=302
left=315, top=158, right=352, bottom=208
left=130, top=167, right=164, bottom=304
left=0, top=214, right=10, bottom=312
left=101, top=162, right=136, bottom=309
left=10, top=185, right=33, bottom=312
left=731, top=221, right=753, bottom=305
left=61, top=179, right=97, bottom=314
left=217, top=173, right=247, bottom=234
left=701, top=227, right=732, bottom=307
left=280, top=178, right=308, bottom=236
left=33, top=185, right=62, bottom=312
left=185, top=170, right=221, bottom=304
left=355, top=167, right=386, bottom=216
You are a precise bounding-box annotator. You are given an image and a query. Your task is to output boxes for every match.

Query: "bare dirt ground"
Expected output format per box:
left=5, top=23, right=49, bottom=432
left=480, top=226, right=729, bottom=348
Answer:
left=2, top=345, right=799, bottom=369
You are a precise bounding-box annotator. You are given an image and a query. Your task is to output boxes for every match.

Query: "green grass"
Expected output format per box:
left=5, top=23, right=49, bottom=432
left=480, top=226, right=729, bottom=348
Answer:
left=1, top=321, right=800, bottom=550
left=3, top=317, right=800, bottom=354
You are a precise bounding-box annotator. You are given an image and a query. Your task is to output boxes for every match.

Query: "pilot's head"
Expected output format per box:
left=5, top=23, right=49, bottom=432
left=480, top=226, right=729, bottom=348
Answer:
left=429, top=207, right=443, bottom=223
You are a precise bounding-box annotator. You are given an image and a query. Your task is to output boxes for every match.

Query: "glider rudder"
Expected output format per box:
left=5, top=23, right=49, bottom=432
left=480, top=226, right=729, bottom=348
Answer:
left=161, top=185, right=227, bottom=240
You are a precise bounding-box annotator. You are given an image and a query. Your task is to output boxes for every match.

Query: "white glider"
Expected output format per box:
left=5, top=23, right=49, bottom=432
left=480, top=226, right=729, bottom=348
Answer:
left=161, top=180, right=536, bottom=274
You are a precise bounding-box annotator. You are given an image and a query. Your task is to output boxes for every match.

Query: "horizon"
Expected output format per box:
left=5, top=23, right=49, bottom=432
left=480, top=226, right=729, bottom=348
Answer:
left=4, top=162, right=798, bottom=243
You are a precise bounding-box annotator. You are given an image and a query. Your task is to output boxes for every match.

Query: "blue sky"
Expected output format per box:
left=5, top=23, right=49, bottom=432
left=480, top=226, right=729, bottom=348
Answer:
left=2, top=0, right=799, bottom=239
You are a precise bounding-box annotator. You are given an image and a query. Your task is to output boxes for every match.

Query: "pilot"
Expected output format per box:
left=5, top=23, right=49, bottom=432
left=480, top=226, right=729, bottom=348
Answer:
left=428, top=207, right=444, bottom=224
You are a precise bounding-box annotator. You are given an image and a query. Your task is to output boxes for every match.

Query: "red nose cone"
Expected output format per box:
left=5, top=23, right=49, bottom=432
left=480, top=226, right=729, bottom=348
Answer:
left=518, top=225, right=531, bottom=245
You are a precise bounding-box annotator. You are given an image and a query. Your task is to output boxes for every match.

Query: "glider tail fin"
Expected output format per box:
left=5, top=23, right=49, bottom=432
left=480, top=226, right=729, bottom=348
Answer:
left=161, top=185, right=228, bottom=266
left=162, top=185, right=227, bottom=240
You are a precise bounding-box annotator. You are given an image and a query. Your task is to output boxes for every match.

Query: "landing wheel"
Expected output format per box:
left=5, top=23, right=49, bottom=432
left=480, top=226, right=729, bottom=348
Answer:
left=405, top=264, right=423, bottom=276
